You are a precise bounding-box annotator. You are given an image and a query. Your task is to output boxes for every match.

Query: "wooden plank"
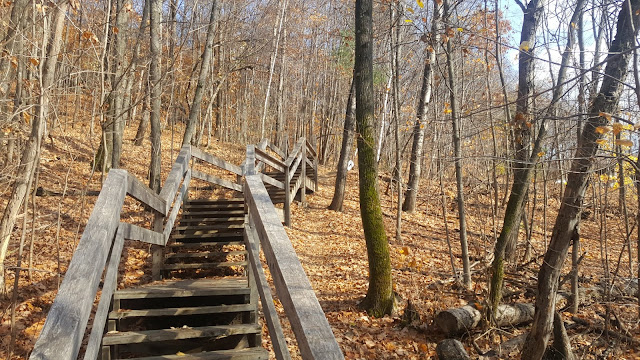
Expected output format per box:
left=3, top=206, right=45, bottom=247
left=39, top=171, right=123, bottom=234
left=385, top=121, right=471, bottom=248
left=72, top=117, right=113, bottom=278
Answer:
left=159, top=145, right=191, bottom=213
left=244, top=175, right=344, bottom=360
left=285, top=138, right=305, bottom=166
left=163, top=261, right=248, bottom=270
left=83, top=226, right=125, bottom=360
left=31, top=170, right=128, bottom=360
left=191, top=146, right=244, bottom=176
left=167, top=241, right=244, bottom=248
left=192, top=169, right=243, bottom=193
left=182, top=210, right=246, bottom=217
left=163, top=169, right=191, bottom=242
left=102, top=324, right=261, bottom=345
left=260, top=173, right=285, bottom=190
left=288, top=152, right=303, bottom=183
left=165, top=250, right=246, bottom=259
left=126, top=173, right=167, bottom=215
left=257, top=138, right=268, bottom=151
left=108, top=304, right=254, bottom=319
left=305, top=138, right=317, bottom=157
left=120, top=222, right=165, bottom=245
left=245, top=224, right=291, bottom=360
left=255, top=147, right=286, bottom=173
left=267, top=140, right=286, bottom=160
left=130, top=347, right=269, bottom=360
left=114, top=278, right=250, bottom=299
left=176, top=224, right=244, bottom=231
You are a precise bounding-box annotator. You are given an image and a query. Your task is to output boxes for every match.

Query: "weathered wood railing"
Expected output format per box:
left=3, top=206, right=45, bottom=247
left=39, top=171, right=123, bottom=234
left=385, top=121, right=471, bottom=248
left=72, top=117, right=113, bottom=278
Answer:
left=30, top=139, right=340, bottom=360
left=244, top=149, right=343, bottom=360
left=253, top=138, right=318, bottom=226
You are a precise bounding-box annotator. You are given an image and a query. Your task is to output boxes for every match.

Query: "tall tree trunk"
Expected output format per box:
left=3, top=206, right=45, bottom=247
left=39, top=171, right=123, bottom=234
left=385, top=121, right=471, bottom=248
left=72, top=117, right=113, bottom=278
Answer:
left=328, top=76, right=356, bottom=212
left=260, top=0, right=287, bottom=139
left=444, top=0, right=471, bottom=289
left=355, top=0, right=394, bottom=317
left=522, top=1, right=640, bottom=357
left=110, top=0, right=130, bottom=168
left=489, top=0, right=585, bottom=319
left=182, top=0, right=217, bottom=145
left=0, top=0, right=68, bottom=295
left=148, top=0, right=162, bottom=192
left=403, top=0, right=442, bottom=212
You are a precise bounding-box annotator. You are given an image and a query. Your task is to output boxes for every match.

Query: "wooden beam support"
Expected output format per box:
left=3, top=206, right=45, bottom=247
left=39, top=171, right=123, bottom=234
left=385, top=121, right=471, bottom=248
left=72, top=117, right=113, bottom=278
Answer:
left=191, top=146, right=243, bottom=176
left=192, top=169, right=243, bottom=193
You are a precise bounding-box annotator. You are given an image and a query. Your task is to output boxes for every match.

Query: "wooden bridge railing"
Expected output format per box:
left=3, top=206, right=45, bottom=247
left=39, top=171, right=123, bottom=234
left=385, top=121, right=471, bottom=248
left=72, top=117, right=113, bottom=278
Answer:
left=252, top=137, right=318, bottom=226
left=30, top=139, right=341, bottom=360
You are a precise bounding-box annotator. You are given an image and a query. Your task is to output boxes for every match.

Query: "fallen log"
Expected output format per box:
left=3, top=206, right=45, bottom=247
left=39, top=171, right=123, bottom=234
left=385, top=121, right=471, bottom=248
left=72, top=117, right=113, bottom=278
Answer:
left=435, top=302, right=534, bottom=336
left=436, top=339, right=470, bottom=360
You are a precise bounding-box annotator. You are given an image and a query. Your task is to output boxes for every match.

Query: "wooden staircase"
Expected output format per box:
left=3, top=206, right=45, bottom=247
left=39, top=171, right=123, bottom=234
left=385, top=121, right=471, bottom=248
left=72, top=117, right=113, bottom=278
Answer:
left=32, top=140, right=343, bottom=360
left=100, top=197, right=266, bottom=360
left=263, top=165, right=316, bottom=204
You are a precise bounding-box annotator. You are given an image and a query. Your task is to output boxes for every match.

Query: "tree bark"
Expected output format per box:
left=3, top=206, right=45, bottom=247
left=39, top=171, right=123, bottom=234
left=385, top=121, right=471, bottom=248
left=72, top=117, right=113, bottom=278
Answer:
left=328, top=76, right=356, bottom=212
left=522, top=2, right=640, bottom=358
left=182, top=0, right=217, bottom=145
left=355, top=0, right=394, bottom=317
left=148, top=0, right=162, bottom=192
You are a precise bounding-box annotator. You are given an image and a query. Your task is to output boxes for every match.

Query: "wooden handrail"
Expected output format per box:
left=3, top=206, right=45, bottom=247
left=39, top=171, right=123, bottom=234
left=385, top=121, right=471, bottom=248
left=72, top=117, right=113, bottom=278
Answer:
left=31, top=141, right=330, bottom=360
left=244, top=175, right=343, bottom=359
left=31, top=170, right=128, bottom=360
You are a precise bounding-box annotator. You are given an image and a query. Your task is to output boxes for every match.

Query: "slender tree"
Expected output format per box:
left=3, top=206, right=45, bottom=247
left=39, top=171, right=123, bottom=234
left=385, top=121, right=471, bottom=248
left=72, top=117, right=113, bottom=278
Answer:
left=522, top=1, right=640, bottom=357
left=148, top=0, right=162, bottom=192
left=355, top=0, right=394, bottom=317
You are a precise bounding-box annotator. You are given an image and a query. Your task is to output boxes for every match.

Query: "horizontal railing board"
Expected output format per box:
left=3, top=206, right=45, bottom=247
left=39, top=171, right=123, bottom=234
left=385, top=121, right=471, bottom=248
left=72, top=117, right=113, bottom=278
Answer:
left=30, top=170, right=128, bottom=360
left=255, top=147, right=286, bottom=173
left=244, top=175, right=343, bottom=360
left=159, top=145, right=191, bottom=214
left=83, top=226, right=125, bottom=360
left=285, top=138, right=305, bottom=167
left=266, top=140, right=286, bottom=160
left=191, top=146, right=243, bottom=176
left=120, top=222, right=164, bottom=245
left=126, top=173, right=166, bottom=215
left=260, top=173, right=285, bottom=190
left=192, top=169, right=243, bottom=193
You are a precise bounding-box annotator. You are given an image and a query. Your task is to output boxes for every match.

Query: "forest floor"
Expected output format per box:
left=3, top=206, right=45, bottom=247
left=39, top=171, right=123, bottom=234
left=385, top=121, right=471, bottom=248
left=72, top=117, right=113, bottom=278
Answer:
left=0, top=120, right=639, bottom=359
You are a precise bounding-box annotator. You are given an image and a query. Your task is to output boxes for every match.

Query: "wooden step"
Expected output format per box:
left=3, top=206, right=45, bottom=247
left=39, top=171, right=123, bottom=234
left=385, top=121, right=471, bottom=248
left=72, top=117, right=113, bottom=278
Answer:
left=165, top=251, right=246, bottom=259
left=171, top=229, right=244, bottom=240
left=178, top=217, right=245, bottom=224
left=113, top=279, right=250, bottom=300
left=102, top=324, right=261, bottom=346
left=108, top=304, right=254, bottom=320
left=183, top=204, right=245, bottom=211
left=129, top=347, right=269, bottom=360
left=175, top=224, right=244, bottom=232
left=163, top=261, right=248, bottom=270
left=167, top=241, right=245, bottom=249
left=186, top=198, right=244, bottom=204
left=182, top=210, right=246, bottom=217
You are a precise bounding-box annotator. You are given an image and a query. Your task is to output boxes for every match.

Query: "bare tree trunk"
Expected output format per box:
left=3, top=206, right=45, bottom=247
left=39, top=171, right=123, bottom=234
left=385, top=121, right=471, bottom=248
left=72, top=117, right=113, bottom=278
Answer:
left=522, top=2, right=640, bottom=357
left=110, top=0, right=130, bottom=168
left=0, top=0, right=69, bottom=295
left=403, top=0, right=441, bottom=212
left=328, top=76, right=356, bottom=212
left=444, top=0, right=471, bottom=290
left=148, top=0, right=162, bottom=191
left=260, top=0, right=287, bottom=139
left=182, top=0, right=217, bottom=145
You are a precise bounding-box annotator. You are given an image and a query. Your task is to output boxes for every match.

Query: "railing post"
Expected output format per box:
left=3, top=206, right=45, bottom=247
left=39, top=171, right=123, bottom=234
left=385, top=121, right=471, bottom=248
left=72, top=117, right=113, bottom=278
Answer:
left=284, top=163, right=291, bottom=227
left=301, top=144, right=306, bottom=206
left=151, top=214, right=164, bottom=281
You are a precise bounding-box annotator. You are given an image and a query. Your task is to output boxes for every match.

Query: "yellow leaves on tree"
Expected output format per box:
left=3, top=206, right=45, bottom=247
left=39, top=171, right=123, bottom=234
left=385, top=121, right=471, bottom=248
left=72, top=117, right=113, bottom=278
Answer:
left=595, top=126, right=612, bottom=134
